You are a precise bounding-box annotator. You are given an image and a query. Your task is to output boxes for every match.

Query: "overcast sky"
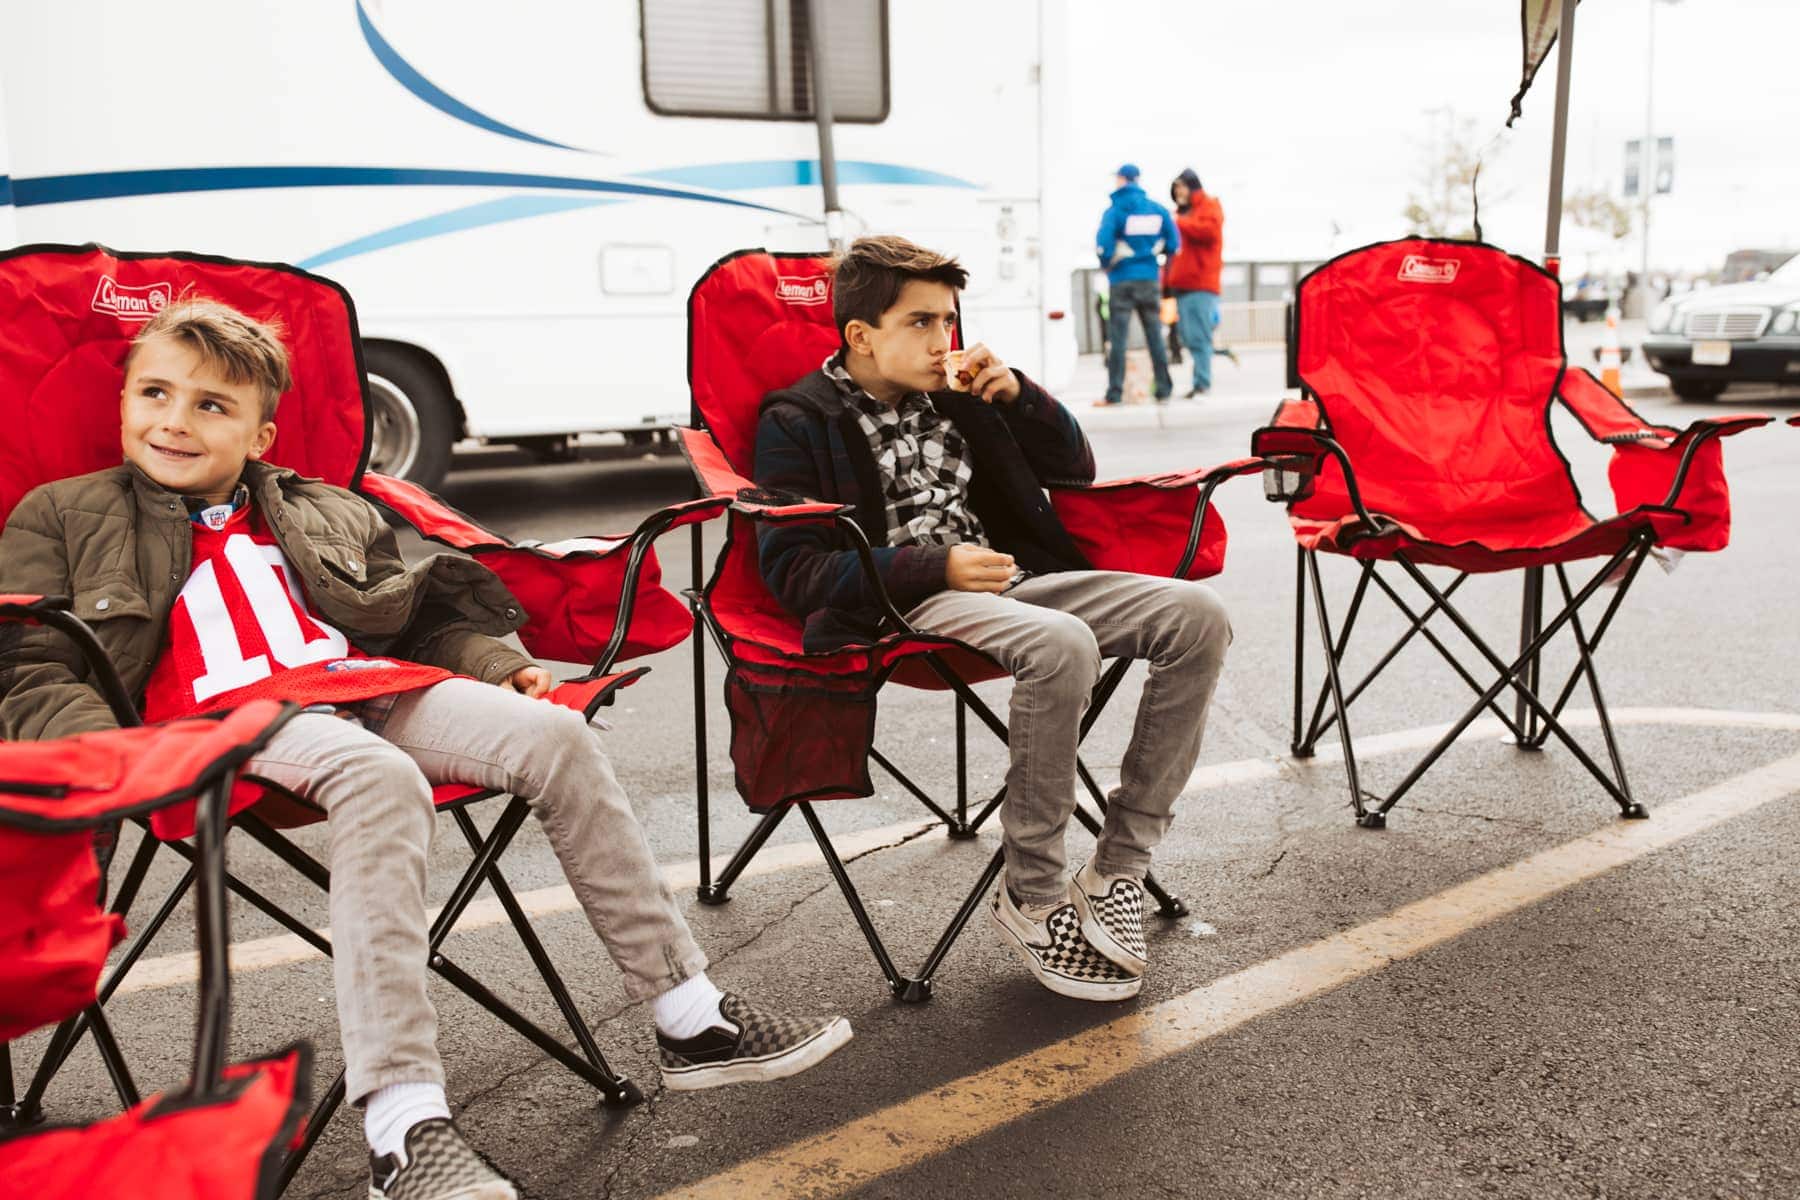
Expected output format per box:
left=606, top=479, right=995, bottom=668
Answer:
left=1063, top=0, right=1800, bottom=274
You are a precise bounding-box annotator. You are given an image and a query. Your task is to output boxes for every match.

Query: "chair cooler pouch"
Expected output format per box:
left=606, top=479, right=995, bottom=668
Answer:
left=0, top=1043, right=312, bottom=1200
left=359, top=471, right=720, bottom=666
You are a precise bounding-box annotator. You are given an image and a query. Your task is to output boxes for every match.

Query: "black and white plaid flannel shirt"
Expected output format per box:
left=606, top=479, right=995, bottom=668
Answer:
left=823, top=352, right=987, bottom=548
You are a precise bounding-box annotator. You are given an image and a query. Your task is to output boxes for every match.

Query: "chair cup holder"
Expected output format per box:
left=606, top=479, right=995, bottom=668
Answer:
left=1261, top=456, right=1317, bottom=503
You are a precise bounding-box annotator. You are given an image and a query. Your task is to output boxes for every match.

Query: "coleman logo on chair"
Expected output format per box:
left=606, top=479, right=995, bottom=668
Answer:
left=90, top=276, right=173, bottom=321
left=774, top=275, right=830, bottom=305
left=1397, top=255, right=1460, bottom=284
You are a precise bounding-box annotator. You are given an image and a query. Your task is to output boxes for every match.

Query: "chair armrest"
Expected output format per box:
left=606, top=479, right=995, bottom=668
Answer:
left=0, top=594, right=71, bottom=619
left=1557, top=368, right=1773, bottom=516
left=675, top=427, right=915, bottom=630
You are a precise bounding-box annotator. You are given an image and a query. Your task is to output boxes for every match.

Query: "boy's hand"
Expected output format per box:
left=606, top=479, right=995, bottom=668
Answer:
left=944, top=544, right=1017, bottom=593
left=507, top=665, right=554, bottom=698
left=958, top=343, right=1021, bottom=405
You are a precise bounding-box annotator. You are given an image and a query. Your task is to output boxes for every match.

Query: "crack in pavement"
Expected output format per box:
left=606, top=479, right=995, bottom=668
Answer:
left=1257, top=849, right=1288, bottom=878
left=598, top=1077, right=668, bottom=1200
left=701, top=821, right=945, bottom=970
left=1408, top=805, right=1547, bottom=830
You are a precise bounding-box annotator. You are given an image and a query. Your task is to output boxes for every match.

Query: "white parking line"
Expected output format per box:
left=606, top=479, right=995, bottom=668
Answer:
left=110, top=707, right=1800, bottom=997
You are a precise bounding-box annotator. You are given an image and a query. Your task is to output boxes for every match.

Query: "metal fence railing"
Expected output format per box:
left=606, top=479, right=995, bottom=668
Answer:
left=1070, top=261, right=1320, bottom=355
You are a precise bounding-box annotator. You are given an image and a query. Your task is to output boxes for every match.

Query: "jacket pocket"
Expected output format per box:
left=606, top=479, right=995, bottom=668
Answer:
left=70, top=581, right=154, bottom=625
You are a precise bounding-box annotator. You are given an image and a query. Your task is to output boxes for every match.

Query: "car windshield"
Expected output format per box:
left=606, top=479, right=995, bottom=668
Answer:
left=1771, top=255, right=1800, bottom=283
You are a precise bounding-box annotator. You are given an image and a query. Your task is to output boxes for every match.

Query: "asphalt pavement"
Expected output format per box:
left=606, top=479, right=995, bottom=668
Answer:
left=14, top=335, right=1798, bottom=1200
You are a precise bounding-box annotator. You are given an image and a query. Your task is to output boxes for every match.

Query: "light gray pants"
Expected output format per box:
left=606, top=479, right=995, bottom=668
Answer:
left=242, top=678, right=707, bottom=1104
left=905, top=571, right=1231, bottom=908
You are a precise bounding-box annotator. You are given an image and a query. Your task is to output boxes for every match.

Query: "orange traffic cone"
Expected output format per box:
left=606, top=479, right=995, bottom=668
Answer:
left=1600, top=303, right=1623, bottom=396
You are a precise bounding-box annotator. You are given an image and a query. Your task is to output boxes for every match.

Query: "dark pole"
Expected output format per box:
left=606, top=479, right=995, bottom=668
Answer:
left=1542, top=0, right=1579, bottom=275
left=804, top=0, right=843, bottom=249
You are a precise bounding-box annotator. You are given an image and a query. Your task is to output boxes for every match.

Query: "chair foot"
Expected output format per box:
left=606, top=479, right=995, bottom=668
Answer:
left=892, top=978, right=933, bottom=1004
left=600, top=1078, right=644, bottom=1107
left=1289, top=743, right=1316, bottom=759
left=1620, top=802, right=1649, bottom=821
left=1500, top=734, right=1545, bottom=752
left=696, top=885, right=731, bottom=906
left=1156, top=895, right=1189, bottom=919
left=945, top=823, right=979, bottom=841
left=1356, top=810, right=1387, bottom=830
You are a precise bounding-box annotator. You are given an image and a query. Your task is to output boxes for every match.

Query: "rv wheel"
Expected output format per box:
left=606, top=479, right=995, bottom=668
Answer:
left=363, top=346, right=456, bottom=488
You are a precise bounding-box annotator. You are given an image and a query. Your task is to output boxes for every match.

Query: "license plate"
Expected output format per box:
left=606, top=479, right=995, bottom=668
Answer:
left=1691, top=340, right=1732, bottom=366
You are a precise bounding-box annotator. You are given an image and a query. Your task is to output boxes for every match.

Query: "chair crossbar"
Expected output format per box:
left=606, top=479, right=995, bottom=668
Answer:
left=1293, top=535, right=1654, bottom=825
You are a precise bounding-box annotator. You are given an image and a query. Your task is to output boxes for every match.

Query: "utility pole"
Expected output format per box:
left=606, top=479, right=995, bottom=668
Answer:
left=1637, top=0, right=1680, bottom=315
left=804, top=0, right=844, bottom=251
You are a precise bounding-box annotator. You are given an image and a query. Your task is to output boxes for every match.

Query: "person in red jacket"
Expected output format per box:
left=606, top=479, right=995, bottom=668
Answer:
left=1165, top=169, right=1225, bottom=397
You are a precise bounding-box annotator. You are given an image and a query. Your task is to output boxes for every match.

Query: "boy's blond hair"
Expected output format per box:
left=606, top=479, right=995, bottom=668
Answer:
left=126, top=299, right=293, bottom=421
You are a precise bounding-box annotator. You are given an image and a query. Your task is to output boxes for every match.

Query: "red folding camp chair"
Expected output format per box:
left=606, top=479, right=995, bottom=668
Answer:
left=1251, top=238, right=1772, bottom=828
left=0, top=245, right=724, bottom=1183
left=0, top=637, right=308, bottom=1200
left=677, top=248, right=1264, bottom=1000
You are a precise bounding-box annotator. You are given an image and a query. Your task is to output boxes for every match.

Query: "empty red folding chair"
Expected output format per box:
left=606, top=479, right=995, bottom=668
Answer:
left=677, top=248, right=1264, bottom=1000
left=1252, top=238, right=1772, bottom=828
left=0, top=629, right=308, bottom=1200
left=0, top=244, right=724, bottom=1181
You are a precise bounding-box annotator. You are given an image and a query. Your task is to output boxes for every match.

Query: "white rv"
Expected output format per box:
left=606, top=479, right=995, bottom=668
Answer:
left=0, top=0, right=1077, bottom=485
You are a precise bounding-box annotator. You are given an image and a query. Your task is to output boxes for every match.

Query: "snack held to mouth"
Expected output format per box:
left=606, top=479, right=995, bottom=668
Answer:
left=944, top=349, right=974, bottom=391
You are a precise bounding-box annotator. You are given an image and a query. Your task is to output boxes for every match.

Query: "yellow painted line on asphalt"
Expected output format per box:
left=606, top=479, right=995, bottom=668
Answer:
left=656, top=745, right=1800, bottom=1200
left=112, top=706, right=1800, bottom=997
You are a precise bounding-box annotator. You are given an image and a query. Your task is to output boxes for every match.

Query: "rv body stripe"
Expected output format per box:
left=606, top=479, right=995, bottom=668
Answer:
left=354, top=0, right=583, bottom=152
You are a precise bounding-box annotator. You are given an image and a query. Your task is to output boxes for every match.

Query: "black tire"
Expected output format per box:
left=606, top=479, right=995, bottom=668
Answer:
left=1669, top=377, right=1728, bottom=402
left=361, top=344, right=457, bottom=488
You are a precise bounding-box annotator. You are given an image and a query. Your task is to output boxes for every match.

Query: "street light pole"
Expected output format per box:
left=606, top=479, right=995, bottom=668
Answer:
left=1637, top=0, right=1657, bottom=315
left=1636, top=0, right=1680, bottom=315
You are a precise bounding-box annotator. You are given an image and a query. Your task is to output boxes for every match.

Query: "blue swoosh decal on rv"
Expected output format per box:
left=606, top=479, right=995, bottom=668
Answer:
left=635, top=161, right=978, bottom=191
left=355, top=0, right=584, bottom=152
left=4, top=166, right=797, bottom=214
left=0, top=174, right=13, bottom=207
left=297, top=193, right=620, bottom=269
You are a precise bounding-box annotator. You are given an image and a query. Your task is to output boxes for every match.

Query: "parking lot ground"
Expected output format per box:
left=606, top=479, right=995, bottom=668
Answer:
left=14, top=352, right=1798, bottom=1199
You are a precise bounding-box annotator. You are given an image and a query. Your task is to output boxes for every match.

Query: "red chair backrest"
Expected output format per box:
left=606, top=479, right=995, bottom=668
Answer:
left=1293, top=239, right=1588, bottom=544
left=688, top=249, right=840, bottom=473
left=0, top=244, right=368, bottom=528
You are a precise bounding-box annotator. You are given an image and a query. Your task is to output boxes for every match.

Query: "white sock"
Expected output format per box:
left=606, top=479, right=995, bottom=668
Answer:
left=364, top=1081, right=450, bottom=1161
left=652, top=972, right=727, bottom=1040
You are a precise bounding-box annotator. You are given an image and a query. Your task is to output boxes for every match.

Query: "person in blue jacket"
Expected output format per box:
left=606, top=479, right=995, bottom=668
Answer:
left=1095, top=163, right=1180, bottom=405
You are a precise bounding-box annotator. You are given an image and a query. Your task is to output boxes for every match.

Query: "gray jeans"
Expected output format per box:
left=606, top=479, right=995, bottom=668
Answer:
left=905, top=571, right=1230, bottom=908
left=242, top=678, right=707, bottom=1104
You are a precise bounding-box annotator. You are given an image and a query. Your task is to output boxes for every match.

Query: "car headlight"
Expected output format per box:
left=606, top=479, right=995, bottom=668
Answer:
left=1649, top=302, right=1676, bottom=334
left=1773, top=308, right=1799, bottom=335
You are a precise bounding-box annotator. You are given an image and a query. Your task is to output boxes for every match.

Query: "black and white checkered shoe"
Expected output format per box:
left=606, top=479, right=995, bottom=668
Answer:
left=990, top=874, right=1141, bottom=1002
left=1069, top=860, right=1147, bottom=976
left=368, top=1118, right=516, bottom=1200
left=657, top=992, right=852, bottom=1091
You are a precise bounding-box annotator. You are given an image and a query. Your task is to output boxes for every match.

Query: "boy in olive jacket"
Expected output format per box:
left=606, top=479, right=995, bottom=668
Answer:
left=0, top=301, right=848, bottom=1200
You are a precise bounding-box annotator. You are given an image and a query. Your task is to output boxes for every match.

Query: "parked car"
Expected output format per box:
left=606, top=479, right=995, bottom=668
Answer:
left=1641, top=253, right=1800, bottom=399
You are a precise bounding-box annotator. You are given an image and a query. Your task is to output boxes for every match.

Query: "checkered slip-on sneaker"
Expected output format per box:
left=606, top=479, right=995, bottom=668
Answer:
left=368, top=1118, right=517, bottom=1200
left=990, top=875, right=1141, bottom=1002
left=1070, top=860, right=1148, bottom=976
left=657, top=992, right=852, bottom=1092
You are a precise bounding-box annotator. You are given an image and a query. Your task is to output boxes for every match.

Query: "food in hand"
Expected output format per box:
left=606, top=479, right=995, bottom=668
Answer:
left=943, top=350, right=974, bottom=391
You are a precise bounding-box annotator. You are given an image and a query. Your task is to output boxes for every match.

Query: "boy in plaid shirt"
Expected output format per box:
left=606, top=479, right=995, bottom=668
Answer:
left=754, top=236, right=1232, bottom=1003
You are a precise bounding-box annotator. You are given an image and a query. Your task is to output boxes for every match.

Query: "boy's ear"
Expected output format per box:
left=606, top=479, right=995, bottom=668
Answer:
left=248, top=421, right=278, bottom=461
left=843, top=317, right=874, bottom=356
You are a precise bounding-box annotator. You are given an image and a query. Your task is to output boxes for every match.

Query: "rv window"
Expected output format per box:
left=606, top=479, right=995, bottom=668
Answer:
left=641, top=0, right=888, bottom=123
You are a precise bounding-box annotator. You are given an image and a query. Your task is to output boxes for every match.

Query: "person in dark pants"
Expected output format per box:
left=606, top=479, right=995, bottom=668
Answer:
left=1094, top=164, right=1178, bottom=405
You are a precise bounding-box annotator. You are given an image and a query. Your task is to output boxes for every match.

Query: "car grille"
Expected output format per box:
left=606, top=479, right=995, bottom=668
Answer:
left=1683, top=308, right=1770, bottom=339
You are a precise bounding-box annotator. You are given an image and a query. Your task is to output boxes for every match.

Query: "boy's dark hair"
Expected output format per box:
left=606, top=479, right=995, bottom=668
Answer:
left=833, top=236, right=968, bottom=345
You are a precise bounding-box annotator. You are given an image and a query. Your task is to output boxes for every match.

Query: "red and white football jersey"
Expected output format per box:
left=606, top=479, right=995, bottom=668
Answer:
left=143, top=503, right=451, bottom=722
